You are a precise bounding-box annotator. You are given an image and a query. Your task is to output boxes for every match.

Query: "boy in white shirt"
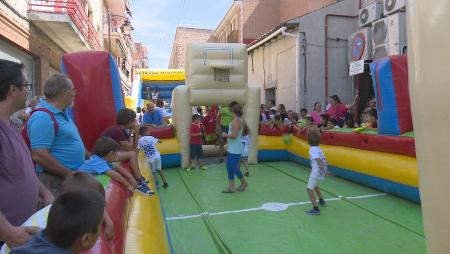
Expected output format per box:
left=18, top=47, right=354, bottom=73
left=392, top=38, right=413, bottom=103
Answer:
left=306, top=131, right=327, bottom=215
left=137, top=126, right=168, bottom=188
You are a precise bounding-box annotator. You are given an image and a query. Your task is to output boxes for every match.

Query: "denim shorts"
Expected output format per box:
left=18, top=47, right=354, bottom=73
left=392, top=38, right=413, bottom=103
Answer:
left=190, top=144, right=203, bottom=159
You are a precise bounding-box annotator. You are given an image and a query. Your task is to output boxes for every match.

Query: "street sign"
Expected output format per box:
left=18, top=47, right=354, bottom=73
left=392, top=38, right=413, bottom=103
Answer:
left=349, top=59, right=364, bottom=76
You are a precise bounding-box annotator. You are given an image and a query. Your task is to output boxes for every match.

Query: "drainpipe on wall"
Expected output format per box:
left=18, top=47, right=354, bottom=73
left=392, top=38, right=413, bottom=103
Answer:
left=299, top=31, right=307, bottom=109
left=108, top=10, right=112, bottom=52
left=324, top=14, right=358, bottom=106
left=281, top=27, right=301, bottom=113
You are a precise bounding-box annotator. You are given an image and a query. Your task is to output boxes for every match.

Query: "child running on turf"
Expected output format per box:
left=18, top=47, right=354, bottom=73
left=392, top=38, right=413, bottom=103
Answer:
left=79, top=137, right=155, bottom=195
left=241, top=129, right=251, bottom=177
left=137, top=126, right=168, bottom=188
left=306, top=131, right=327, bottom=215
left=187, top=114, right=208, bottom=171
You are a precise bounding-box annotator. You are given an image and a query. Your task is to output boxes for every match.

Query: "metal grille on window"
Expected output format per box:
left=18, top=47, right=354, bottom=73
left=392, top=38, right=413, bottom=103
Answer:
left=214, top=68, right=230, bottom=82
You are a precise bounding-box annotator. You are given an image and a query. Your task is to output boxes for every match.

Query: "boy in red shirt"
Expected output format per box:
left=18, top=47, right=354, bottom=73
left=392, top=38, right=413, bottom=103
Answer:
left=201, top=106, right=217, bottom=145
left=187, top=114, right=208, bottom=171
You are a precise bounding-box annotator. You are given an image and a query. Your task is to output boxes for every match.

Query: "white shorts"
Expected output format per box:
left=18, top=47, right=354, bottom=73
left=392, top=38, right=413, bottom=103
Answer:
left=148, top=156, right=162, bottom=173
left=307, top=169, right=325, bottom=190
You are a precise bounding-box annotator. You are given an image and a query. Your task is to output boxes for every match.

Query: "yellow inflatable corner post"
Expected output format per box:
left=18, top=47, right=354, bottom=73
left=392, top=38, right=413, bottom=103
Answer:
left=408, top=1, right=450, bottom=253
left=172, top=43, right=260, bottom=168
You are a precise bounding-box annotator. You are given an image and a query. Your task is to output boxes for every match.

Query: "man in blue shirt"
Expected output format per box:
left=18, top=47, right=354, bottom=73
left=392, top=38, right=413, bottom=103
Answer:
left=143, top=102, right=163, bottom=126
left=27, top=74, right=89, bottom=196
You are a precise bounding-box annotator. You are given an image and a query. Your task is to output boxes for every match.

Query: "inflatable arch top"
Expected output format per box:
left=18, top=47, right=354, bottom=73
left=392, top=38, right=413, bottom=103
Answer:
left=172, top=43, right=260, bottom=168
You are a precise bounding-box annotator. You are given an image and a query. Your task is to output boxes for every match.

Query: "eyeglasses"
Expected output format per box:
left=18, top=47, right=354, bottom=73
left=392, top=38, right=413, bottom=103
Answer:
left=19, top=83, right=32, bottom=91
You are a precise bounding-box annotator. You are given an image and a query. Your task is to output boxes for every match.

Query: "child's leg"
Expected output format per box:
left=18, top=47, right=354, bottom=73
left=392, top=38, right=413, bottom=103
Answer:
left=314, top=186, right=324, bottom=200
left=222, top=154, right=237, bottom=193
left=155, top=156, right=167, bottom=185
left=234, top=156, right=248, bottom=192
left=307, top=188, right=318, bottom=208
left=243, top=159, right=249, bottom=173
left=306, top=173, right=320, bottom=212
left=149, top=160, right=158, bottom=185
left=118, top=151, right=142, bottom=180
left=193, top=158, right=198, bottom=168
left=158, top=170, right=167, bottom=183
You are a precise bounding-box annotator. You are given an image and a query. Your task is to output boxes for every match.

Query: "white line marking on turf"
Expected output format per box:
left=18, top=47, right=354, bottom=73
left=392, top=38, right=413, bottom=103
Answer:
left=165, top=193, right=387, bottom=221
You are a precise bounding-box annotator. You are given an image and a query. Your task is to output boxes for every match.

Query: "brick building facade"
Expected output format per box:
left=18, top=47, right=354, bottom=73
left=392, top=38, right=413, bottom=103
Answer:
left=168, top=27, right=213, bottom=69
left=1, top=0, right=137, bottom=96
left=0, top=0, right=65, bottom=95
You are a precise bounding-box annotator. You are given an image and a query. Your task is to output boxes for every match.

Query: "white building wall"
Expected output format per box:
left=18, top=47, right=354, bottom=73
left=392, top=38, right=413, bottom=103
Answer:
left=248, top=35, right=297, bottom=111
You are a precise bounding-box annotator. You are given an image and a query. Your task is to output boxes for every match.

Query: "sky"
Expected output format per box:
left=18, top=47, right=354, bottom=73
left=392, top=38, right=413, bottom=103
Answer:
left=130, top=0, right=234, bottom=69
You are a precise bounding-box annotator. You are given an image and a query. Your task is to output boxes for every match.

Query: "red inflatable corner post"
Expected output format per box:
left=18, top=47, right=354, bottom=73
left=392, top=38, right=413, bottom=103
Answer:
left=62, top=51, right=124, bottom=151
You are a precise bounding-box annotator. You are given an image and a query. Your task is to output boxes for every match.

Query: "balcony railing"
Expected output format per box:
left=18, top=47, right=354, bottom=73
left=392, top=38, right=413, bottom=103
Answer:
left=227, top=30, right=239, bottom=43
left=29, top=0, right=101, bottom=50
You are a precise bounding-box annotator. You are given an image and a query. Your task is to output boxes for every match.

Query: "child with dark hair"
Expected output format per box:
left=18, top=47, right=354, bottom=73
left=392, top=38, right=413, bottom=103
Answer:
left=1, top=172, right=115, bottom=253
left=268, top=109, right=277, bottom=121
left=305, top=131, right=327, bottom=215
left=318, top=114, right=334, bottom=132
left=298, top=108, right=308, bottom=126
left=187, top=114, right=207, bottom=171
left=366, top=109, right=378, bottom=130
left=269, top=114, right=283, bottom=129
left=138, top=126, right=168, bottom=188
left=297, top=116, right=315, bottom=135
left=201, top=106, right=218, bottom=144
left=79, top=137, right=154, bottom=195
left=10, top=189, right=105, bottom=254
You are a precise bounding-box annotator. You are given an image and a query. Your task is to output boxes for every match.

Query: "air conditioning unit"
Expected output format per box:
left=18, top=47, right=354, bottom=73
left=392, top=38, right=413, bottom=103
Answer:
left=348, top=28, right=373, bottom=62
left=372, top=12, right=407, bottom=60
left=359, top=1, right=383, bottom=27
left=384, top=0, right=407, bottom=15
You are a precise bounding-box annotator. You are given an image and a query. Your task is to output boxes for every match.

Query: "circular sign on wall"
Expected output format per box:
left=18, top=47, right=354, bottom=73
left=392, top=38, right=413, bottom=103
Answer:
left=351, top=32, right=366, bottom=61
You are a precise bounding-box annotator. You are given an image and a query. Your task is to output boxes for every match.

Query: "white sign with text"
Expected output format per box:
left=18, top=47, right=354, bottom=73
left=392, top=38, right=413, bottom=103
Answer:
left=349, top=60, right=364, bottom=76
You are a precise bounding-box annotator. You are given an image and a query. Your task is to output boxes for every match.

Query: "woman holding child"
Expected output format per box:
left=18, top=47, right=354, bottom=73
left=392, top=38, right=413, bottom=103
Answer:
left=221, top=101, right=248, bottom=193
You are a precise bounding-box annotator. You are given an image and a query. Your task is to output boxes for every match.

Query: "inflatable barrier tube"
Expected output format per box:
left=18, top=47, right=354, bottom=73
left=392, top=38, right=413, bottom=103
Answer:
left=149, top=126, right=175, bottom=139
left=257, top=135, right=420, bottom=203
left=290, top=126, right=416, bottom=158
left=124, top=153, right=171, bottom=254
left=83, top=164, right=133, bottom=254
left=156, top=138, right=181, bottom=168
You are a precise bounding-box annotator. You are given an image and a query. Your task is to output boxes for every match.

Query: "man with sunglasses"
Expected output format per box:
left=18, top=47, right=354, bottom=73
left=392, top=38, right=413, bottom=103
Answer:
left=0, top=60, right=54, bottom=249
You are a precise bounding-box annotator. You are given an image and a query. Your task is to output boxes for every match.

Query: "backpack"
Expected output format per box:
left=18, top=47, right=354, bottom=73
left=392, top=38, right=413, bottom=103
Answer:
left=21, top=108, right=59, bottom=151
